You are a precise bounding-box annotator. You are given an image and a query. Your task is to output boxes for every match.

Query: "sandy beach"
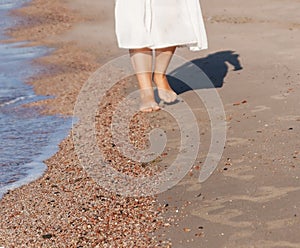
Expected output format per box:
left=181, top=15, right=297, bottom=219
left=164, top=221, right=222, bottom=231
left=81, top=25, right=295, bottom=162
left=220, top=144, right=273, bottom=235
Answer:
left=1, top=0, right=300, bottom=247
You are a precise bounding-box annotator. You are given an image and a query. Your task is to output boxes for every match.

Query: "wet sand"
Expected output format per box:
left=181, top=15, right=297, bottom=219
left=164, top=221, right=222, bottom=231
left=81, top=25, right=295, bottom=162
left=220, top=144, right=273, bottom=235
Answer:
left=1, top=0, right=300, bottom=247
left=0, top=1, right=164, bottom=247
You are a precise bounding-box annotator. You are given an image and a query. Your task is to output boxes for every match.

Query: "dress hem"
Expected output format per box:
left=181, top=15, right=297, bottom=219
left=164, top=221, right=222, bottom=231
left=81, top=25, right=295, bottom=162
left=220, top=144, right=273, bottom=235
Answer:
left=117, top=41, right=208, bottom=51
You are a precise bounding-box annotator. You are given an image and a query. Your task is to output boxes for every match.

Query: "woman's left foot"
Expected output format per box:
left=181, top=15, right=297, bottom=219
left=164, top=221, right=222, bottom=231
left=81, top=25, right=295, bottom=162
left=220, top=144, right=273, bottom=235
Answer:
left=157, top=88, right=177, bottom=103
left=154, top=74, right=177, bottom=103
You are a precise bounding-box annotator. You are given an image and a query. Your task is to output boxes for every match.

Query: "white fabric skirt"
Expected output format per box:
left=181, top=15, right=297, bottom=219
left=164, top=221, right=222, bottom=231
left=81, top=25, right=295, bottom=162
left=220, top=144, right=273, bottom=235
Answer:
left=115, top=0, right=208, bottom=51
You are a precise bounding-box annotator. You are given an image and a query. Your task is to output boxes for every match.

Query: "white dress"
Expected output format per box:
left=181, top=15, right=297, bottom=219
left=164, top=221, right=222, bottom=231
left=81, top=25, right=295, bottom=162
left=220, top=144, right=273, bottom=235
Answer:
left=115, top=0, right=208, bottom=51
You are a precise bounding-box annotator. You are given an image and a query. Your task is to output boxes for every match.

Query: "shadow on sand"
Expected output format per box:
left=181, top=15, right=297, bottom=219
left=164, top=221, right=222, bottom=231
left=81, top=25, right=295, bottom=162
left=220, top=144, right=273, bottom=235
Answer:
left=168, top=50, right=243, bottom=94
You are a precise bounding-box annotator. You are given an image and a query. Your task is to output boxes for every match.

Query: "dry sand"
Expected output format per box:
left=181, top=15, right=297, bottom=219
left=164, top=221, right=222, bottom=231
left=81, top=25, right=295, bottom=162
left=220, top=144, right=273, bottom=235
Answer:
left=1, top=0, right=300, bottom=247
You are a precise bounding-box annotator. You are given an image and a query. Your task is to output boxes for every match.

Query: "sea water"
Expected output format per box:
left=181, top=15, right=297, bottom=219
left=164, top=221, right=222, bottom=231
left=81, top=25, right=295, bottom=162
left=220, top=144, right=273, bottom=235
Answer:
left=0, top=0, right=72, bottom=198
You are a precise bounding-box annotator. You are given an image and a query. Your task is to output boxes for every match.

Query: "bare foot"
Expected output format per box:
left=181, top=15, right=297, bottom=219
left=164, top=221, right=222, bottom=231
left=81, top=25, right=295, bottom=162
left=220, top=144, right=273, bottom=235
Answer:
left=139, top=88, right=160, bottom=112
left=153, top=74, right=177, bottom=103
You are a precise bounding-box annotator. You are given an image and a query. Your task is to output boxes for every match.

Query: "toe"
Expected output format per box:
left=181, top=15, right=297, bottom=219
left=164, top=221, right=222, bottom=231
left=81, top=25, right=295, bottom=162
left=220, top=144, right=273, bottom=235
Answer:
left=140, top=102, right=160, bottom=112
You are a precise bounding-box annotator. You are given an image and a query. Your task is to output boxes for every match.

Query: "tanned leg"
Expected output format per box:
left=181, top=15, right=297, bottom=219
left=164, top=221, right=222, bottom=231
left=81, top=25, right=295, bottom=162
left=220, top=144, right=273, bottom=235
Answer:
left=129, top=48, right=160, bottom=112
left=153, top=46, right=177, bottom=103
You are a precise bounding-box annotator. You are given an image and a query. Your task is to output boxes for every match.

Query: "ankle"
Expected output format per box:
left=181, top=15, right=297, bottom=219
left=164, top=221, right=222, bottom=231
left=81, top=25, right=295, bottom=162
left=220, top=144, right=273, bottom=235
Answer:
left=140, top=87, right=154, bottom=98
left=153, top=73, right=166, bottom=81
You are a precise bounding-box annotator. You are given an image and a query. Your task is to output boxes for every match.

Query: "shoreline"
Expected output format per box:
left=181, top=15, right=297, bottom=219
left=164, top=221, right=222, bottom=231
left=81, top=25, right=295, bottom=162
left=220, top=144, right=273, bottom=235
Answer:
left=0, top=0, right=166, bottom=247
left=0, top=0, right=74, bottom=200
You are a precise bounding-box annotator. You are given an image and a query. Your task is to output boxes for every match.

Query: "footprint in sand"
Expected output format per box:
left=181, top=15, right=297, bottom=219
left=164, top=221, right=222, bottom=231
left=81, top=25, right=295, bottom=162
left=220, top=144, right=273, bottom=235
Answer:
left=227, top=230, right=255, bottom=244
left=230, top=240, right=300, bottom=248
left=229, top=186, right=300, bottom=203
left=191, top=186, right=300, bottom=228
left=266, top=217, right=299, bottom=230
left=251, top=105, right=271, bottom=113
left=226, top=219, right=300, bottom=247
left=277, top=115, right=300, bottom=122
left=226, top=137, right=249, bottom=147
left=270, top=93, right=289, bottom=100
left=223, top=165, right=255, bottom=181
left=177, top=178, right=202, bottom=192
left=191, top=199, right=252, bottom=228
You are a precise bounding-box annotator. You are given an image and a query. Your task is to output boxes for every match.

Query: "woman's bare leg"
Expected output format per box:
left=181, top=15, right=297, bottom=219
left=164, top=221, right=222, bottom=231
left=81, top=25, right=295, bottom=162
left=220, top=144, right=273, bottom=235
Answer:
left=153, top=46, right=177, bottom=103
left=129, top=48, right=160, bottom=112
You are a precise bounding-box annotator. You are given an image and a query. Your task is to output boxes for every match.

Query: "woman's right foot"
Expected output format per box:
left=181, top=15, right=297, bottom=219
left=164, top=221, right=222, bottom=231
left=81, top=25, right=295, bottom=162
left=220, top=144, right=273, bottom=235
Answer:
left=139, top=88, right=160, bottom=112
left=140, top=101, right=160, bottom=112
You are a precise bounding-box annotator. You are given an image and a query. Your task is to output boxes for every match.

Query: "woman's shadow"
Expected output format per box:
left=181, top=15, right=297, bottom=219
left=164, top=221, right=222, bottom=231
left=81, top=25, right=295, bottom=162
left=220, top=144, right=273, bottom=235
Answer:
left=167, top=50, right=243, bottom=94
